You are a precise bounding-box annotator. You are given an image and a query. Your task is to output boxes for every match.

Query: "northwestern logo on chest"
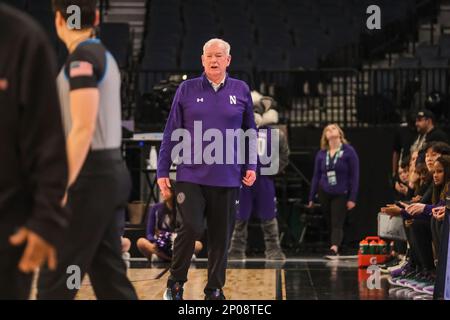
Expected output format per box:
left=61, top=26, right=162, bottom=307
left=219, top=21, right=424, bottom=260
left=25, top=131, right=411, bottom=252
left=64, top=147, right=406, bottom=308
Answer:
left=229, top=95, right=237, bottom=105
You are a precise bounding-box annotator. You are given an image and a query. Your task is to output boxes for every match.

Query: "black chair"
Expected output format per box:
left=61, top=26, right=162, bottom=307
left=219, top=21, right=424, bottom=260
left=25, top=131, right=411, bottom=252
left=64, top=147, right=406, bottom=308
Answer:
left=393, top=57, right=420, bottom=68
left=415, top=44, right=440, bottom=60
left=439, top=34, right=450, bottom=58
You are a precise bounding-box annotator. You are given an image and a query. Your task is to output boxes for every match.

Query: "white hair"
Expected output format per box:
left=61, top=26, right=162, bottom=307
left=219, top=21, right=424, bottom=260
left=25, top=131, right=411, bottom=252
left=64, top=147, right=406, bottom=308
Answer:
left=203, top=38, right=231, bottom=56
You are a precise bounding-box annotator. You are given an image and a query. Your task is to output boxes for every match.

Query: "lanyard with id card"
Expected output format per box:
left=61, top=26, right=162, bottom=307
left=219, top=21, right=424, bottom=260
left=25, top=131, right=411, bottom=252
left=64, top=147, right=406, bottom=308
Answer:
left=326, top=145, right=343, bottom=186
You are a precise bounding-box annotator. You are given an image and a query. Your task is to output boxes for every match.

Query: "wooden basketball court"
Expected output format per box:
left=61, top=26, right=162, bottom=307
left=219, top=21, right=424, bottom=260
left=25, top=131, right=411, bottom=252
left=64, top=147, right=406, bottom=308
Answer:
left=30, top=266, right=284, bottom=300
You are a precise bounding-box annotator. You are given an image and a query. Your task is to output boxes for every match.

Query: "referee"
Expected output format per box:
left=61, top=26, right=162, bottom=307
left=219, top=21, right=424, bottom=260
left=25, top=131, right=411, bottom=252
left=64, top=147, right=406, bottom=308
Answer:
left=157, top=38, right=257, bottom=300
left=37, top=0, right=137, bottom=299
left=0, top=3, right=68, bottom=299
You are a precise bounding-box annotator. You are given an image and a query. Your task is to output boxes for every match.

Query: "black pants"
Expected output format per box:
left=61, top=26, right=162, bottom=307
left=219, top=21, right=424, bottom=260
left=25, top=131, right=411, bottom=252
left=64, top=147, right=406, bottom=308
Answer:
left=37, top=149, right=137, bottom=300
left=169, top=181, right=239, bottom=295
left=393, top=240, right=408, bottom=255
left=318, top=189, right=348, bottom=248
left=405, top=222, right=419, bottom=270
left=410, top=219, right=435, bottom=272
left=434, top=212, right=449, bottom=300
left=431, top=218, right=443, bottom=256
left=0, top=245, right=33, bottom=299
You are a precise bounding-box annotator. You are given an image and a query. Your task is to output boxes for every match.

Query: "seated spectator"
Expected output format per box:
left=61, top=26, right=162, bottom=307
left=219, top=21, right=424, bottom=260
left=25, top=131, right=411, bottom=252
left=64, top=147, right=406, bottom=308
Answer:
left=394, top=159, right=410, bottom=201
left=137, top=188, right=203, bottom=262
left=382, top=155, right=450, bottom=296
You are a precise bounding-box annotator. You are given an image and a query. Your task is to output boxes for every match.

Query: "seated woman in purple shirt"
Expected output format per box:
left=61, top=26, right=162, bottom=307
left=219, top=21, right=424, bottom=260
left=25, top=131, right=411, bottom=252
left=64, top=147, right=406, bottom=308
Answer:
left=308, top=123, right=360, bottom=258
left=137, top=190, right=203, bottom=262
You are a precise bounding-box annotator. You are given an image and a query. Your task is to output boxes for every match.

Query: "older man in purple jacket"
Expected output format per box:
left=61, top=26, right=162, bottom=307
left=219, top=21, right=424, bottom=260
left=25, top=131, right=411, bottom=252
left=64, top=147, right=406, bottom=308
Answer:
left=157, top=38, right=257, bottom=300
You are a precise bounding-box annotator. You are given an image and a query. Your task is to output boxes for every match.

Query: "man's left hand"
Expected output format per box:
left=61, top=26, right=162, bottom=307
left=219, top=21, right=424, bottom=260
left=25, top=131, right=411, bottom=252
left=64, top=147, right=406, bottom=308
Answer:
left=242, top=170, right=256, bottom=186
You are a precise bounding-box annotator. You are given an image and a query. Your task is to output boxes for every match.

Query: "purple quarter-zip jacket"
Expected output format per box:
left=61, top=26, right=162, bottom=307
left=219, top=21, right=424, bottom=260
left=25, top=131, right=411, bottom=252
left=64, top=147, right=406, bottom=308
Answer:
left=157, top=74, right=257, bottom=187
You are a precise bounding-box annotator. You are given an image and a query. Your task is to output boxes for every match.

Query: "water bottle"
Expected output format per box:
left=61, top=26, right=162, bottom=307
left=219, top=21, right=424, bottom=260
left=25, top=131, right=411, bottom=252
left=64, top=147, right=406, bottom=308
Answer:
left=149, top=146, right=157, bottom=170
left=378, top=239, right=387, bottom=255
left=359, top=239, right=369, bottom=255
left=369, top=240, right=378, bottom=255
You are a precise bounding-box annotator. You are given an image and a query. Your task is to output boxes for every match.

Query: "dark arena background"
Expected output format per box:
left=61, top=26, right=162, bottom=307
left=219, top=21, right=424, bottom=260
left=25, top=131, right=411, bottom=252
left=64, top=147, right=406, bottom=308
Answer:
left=1, top=0, right=450, bottom=304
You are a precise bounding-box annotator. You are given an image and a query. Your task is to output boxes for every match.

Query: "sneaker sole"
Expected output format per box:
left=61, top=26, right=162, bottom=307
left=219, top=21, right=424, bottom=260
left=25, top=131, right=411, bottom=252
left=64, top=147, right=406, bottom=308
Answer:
left=388, top=277, right=402, bottom=286
left=387, top=262, right=407, bottom=272
left=404, top=281, right=422, bottom=290
left=163, top=290, right=171, bottom=300
left=396, top=288, right=414, bottom=298
left=413, top=294, right=433, bottom=300
left=388, top=287, right=403, bottom=296
left=413, top=286, right=428, bottom=294
left=407, top=290, right=423, bottom=299
left=396, top=280, right=413, bottom=287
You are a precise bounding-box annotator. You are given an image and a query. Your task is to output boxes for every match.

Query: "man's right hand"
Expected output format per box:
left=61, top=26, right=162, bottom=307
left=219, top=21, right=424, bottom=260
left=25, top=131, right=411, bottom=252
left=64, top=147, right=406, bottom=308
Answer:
left=307, top=201, right=314, bottom=209
left=157, top=177, right=172, bottom=199
left=9, top=228, right=57, bottom=273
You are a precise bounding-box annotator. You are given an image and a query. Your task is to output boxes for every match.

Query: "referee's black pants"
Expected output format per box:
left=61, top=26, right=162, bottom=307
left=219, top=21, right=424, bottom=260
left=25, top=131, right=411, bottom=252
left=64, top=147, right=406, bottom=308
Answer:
left=37, top=149, right=137, bottom=300
left=168, top=181, right=239, bottom=295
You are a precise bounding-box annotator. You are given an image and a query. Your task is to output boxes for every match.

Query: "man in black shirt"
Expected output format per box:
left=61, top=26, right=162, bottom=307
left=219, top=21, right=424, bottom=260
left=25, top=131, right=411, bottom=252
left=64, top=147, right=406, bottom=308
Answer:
left=0, top=3, right=68, bottom=299
left=411, top=110, right=448, bottom=153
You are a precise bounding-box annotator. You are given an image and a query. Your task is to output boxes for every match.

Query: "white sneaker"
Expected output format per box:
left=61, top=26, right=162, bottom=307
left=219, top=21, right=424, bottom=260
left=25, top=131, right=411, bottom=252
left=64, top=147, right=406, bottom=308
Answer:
left=387, top=259, right=407, bottom=273
left=163, top=289, right=171, bottom=300
left=122, top=252, right=131, bottom=269
left=151, top=254, right=161, bottom=262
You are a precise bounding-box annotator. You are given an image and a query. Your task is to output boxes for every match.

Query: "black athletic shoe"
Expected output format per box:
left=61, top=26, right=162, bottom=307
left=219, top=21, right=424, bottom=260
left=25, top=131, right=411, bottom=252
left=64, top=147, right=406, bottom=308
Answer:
left=205, top=289, right=226, bottom=300
left=163, top=282, right=184, bottom=300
